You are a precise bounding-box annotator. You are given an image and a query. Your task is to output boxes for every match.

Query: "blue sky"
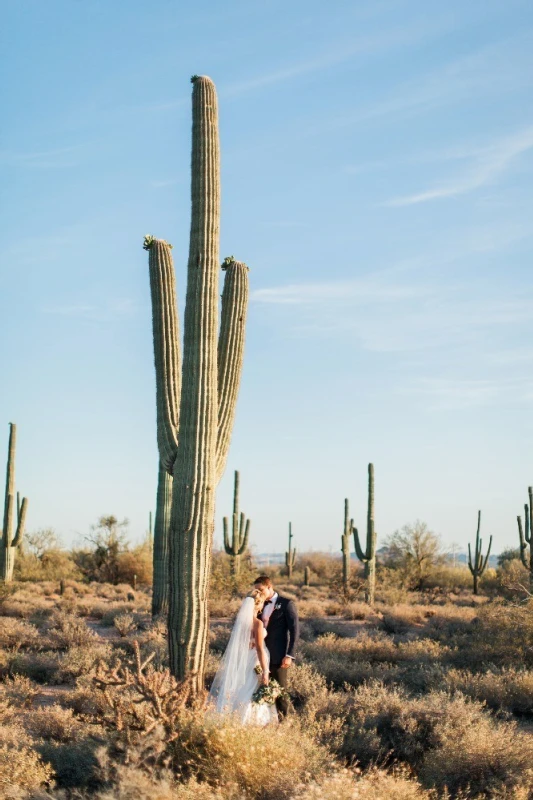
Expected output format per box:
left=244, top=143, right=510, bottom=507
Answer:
left=1, top=0, right=532, bottom=556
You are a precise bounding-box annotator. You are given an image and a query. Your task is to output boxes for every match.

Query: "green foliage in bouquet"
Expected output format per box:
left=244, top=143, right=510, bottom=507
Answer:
left=252, top=679, right=286, bottom=706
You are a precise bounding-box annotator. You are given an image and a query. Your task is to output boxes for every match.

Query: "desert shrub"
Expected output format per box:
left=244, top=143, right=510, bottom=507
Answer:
left=421, top=564, right=471, bottom=592
left=208, top=595, right=242, bottom=619
left=209, top=623, right=231, bottom=653
left=420, top=713, right=533, bottom=796
left=9, top=651, right=59, bottom=683
left=343, top=601, right=373, bottom=620
left=38, top=739, right=102, bottom=788
left=0, top=617, right=41, bottom=649
left=96, top=602, right=136, bottom=625
left=0, top=737, right=54, bottom=797
left=16, top=548, right=82, bottom=582
left=46, top=610, right=99, bottom=650
left=24, top=704, right=86, bottom=742
left=293, top=767, right=436, bottom=800
left=116, top=544, right=153, bottom=587
left=444, top=667, right=533, bottom=715
left=2, top=674, right=40, bottom=706
left=56, top=641, right=113, bottom=683
left=113, top=612, right=137, bottom=637
left=170, top=714, right=331, bottom=798
left=339, top=683, right=493, bottom=769
left=379, top=604, right=426, bottom=634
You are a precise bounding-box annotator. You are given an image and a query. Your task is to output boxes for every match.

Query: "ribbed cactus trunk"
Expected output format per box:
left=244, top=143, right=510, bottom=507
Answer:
left=285, top=522, right=296, bottom=578
left=353, top=464, right=377, bottom=606
left=1, top=423, right=28, bottom=583
left=341, top=499, right=353, bottom=594
left=223, top=470, right=250, bottom=581
left=152, top=462, right=172, bottom=615
left=146, top=76, right=249, bottom=693
left=168, top=77, right=220, bottom=693
left=517, top=487, right=533, bottom=593
left=468, top=510, right=492, bottom=596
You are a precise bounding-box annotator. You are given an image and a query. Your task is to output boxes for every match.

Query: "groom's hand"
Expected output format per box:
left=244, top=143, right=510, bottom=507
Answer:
left=281, top=656, right=292, bottom=669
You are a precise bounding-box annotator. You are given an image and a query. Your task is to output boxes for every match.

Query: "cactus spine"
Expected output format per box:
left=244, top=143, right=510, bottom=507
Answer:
left=223, top=470, right=250, bottom=578
left=341, top=498, right=354, bottom=594
left=146, top=76, right=249, bottom=692
left=467, top=510, right=492, bottom=595
left=1, top=424, right=29, bottom=583
left=285, top=522, right=296, bottom=578
left=517, top=487, right=533, bottom=592
left=353, top=463, right=377, bottom=605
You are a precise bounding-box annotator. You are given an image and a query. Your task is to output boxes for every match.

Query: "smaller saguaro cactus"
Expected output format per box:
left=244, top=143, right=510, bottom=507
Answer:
left=285, top=522, right=296, bottom=578
left=468, top=510, right=492, bottom=595
left=223, top=471, right=250, bottom=578
left=353, top=463, right=377, bottom=605
left=304, top=565, right=311, bottom=587
left=341, top=499, right=355, bottom=594
left=1, top=423, right=29, bottom=583
left=517, top=487, right=533, bottom=592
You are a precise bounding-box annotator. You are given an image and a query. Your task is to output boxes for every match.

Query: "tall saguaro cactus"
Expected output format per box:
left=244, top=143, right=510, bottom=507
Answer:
left=1, top=424, right=29, bottom=583
left=341, top=498, right=354, bottom=594
left=468, top=510, right=492, bottom=595
left=517, top=487, right=533, bottom=592
left=353, top=463, right=377, bottom=605
left=146, top=76, right=249, bottom=692
left=223, top=470, right=250, bottom=578
left=285, top=522, right=296, bottom=578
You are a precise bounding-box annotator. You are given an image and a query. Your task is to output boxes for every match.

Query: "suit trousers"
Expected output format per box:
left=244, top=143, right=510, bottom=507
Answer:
left=269, top=663, right=291, bottom=719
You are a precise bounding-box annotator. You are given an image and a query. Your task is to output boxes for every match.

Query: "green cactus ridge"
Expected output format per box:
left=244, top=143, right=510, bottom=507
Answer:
left=223, top=471, right=250, bottom=577
left=517, top=487, right=533, bottom=591
left=147, top=76, right=250, bottom=689
left=285, top=521, right=296, bottom=577
left=467, top=510, right=492, bottom=595
left=1, top=423, right=29, bottom=583
left=352, top=463, right=377, bottom=605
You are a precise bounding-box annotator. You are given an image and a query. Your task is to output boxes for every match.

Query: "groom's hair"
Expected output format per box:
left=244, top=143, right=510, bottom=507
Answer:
left=253, top=575, right=273, bottom=589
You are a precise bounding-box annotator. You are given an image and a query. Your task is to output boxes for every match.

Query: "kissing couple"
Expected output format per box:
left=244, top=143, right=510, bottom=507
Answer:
left=208, top=575, right=300, bottom=725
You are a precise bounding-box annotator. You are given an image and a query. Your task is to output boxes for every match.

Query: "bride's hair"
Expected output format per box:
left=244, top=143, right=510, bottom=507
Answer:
left=248, top=588, right=265, bottom=613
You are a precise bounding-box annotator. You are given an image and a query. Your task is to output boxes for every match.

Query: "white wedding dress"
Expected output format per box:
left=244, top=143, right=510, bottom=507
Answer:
left=208, top=596, right=278, bottom=726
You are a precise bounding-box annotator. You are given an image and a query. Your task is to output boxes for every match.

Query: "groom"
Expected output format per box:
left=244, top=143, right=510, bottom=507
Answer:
left=254, top=575, right=299, bottom=719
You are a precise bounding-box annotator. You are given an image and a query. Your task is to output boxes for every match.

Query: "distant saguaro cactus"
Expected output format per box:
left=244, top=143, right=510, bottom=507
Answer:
left=223, top=470, right=250, bottom=578
left=285, top=522, right=296, bottom=578
left=304, top=565, right=310, bottom=587
left=468, top=510, right=492, bottom=595
left=517, top=487, right=533, bottom=592
left=353, top=463, right=377, bottom=606
left=146, top=76, right=249, bottom=692
left=341, top=498, right=354, bottom=594
left=1, top=423, right=29, bottom=583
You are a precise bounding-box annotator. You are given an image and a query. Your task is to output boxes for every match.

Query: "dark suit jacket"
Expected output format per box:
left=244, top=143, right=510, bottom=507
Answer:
left=260, top=595, right=299, bottom=665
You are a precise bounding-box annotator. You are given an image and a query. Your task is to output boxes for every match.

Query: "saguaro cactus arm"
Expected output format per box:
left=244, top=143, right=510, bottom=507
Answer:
left=518, top=506, right=531, bottom=568
left=12, top=496, right=28, bottom=547
left=468, top=511, right=492, bottom=576
left=216, top=258, right=249, bottom=482
left=146, top=237, right=181, bottom=474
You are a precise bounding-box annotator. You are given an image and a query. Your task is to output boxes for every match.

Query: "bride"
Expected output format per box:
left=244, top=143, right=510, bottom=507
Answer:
left=207, top=589, right=278, bottom=726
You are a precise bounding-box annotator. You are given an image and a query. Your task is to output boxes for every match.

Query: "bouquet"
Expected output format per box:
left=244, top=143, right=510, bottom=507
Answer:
left=251, top=679, right=285, bottom=706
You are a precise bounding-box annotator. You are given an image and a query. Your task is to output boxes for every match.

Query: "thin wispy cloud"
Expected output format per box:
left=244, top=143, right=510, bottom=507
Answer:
left=252, top=277, right=431, bottom=305
left=222, top=16, right=454, bottom=98
left=42, top=298, right=137, bottom=322
left=399, top=376, right=533, bottom=410
left=387, top=124, right=533, bottom=206
left=0, top=144, right=87, bottom=169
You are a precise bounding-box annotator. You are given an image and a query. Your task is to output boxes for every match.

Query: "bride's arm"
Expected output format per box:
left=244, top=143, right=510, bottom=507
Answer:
left=253, top=618, right=269, bottom=684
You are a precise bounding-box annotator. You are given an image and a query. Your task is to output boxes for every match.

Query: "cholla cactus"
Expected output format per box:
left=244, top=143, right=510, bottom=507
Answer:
left=223, top=470, right=250, bottom=578
left=517, top=488, right=533, bottom=591
left=468, top=510, right=492, bottom=595
left=146, top=77, right=249, bottom=691
left=285, top=522, right=296, bottom=578
left=353, top=463, right=377, bottom=606
left=1, top=423, right=29, bottom=582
